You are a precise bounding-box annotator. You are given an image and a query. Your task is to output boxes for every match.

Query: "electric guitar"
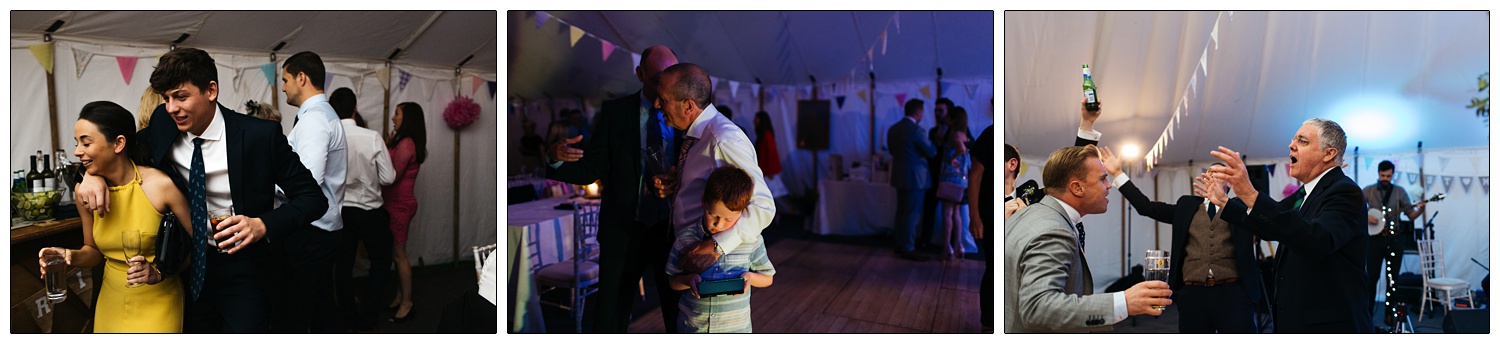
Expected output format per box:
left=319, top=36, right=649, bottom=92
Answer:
left=1367, top=193, right=1444, bottom=236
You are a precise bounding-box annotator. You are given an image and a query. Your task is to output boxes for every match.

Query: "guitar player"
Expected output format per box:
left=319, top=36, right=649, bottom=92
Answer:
left=1361, top=161, right=1426, bottom=321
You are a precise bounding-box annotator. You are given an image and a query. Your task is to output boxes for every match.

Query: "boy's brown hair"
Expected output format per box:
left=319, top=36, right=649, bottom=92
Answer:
left=702, top=166, right=754, bottom=211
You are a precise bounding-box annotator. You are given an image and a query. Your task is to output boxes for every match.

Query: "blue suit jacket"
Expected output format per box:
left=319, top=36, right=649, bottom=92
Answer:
left=886, top=117, right=936, bottom=190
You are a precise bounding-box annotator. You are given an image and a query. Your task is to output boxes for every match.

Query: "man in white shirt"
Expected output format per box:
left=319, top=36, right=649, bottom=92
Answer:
left=276, top=51, right=349, bottom=333
left=651, top=63, right=774, bottom=274
left=328, top=88, right=396, bottom=331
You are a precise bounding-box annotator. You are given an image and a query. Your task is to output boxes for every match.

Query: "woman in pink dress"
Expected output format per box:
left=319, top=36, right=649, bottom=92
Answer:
left=384, top=102, right=427, bottom=323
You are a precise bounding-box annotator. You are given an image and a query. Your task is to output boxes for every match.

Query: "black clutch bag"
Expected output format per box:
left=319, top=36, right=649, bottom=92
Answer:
left=154, top=212, right=190, bottom=277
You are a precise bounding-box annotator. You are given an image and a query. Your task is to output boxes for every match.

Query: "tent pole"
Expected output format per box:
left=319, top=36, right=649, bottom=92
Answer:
left=45, top=43, right=59, bottom=154
left=453, top=71, right=463, bottom=265
left=868, top=72, right=875, bottom=158
left=1153, top=166, right=1160, bottom=250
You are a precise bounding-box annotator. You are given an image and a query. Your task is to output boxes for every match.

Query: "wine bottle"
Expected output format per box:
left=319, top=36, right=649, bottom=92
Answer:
left=42, top=152, right=55, bottom=192
left=1082, top=64, right=1100, bottom=111
left=28, top=154, right=42, bottom=193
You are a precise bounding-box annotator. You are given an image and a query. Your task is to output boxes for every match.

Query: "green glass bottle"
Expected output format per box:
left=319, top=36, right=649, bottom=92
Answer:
left=1083, top=64, right=1100, bottom=111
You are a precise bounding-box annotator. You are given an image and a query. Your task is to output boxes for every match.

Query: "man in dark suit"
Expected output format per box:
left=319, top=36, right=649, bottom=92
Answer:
left=74, top=48, right=328, bottom=333
left=1102, top=151, right=1263, bottom=332
left=1206, top=118, right=1372, bottom=333
left=545, top=45, right=682, bottom=333
left=886, top=98, right=937, bottom=261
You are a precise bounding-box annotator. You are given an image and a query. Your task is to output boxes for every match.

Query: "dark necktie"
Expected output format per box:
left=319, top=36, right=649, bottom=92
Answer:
left=1075, top=221, right=1086, bottom=252
left=1291, top=187, right=1306, bottom=210
left=675, top=136, right=698, bottom=195
left=1207, top=204, right=1217, bottom=218
left=639, top=109, right=666, bottom=227
left=188, top=138, right=208, bottom=301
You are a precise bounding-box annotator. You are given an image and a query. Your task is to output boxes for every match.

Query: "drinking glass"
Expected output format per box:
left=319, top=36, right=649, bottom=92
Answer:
left=1143, top=250, right=1170, bottom=311
left=122, top=229, right=145, bottom=288
left=208, top=208, right=239, bottom=253
left=42, top=249, right=68, bottom=302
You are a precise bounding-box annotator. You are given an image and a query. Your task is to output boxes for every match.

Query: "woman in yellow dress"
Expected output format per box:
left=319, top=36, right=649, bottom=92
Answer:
left=38, top=101, right=195, bottom=333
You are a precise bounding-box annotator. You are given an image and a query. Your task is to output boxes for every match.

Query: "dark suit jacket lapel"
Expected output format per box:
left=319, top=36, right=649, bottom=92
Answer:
left=1300, top=168, right=1343, bottom=220
left=222, top=105, right=245, bottom=207
left=624, top=91, right=642, bottom=180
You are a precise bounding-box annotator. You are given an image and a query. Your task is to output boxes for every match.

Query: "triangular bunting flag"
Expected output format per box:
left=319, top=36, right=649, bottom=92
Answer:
left=1211, top=15, right=1221, bottom=50
left=880, top=31, right=888, bottom=55
left=1189, top=73, right=1198, bottom=98
left=919, top=85, right=931, bottom=99
left=857, top=89, right=867, bottom=103
left=1269, top=164, right=1277, bottom=177
left=751, top=84, right=761, bottom=99
left=1461, top=176, right=1474, bottom=193
left=116, top=56, right=138, bottom=85
left=1168, top=121, right=1174, bottom=140
left=835, top=95, right=846, bottom=110
left=262, top=63, right=278, bottom=86
left=1200, top=46, right=1209, bottom=77
left=964, top=81, right=978, bottom=98
left=729, top=80, right=740, bottom=99
left=473, top=76, right=483, bottom=95
left=1365, top=157, right=1374, bottom=169
left=377, top=66, right=391, bottom=91
left=1286, top=163, right=1293, bottom=176
left=1439, top=157, right=1450, bottom=172
left=867, top=48, right=874, bottom=69
left=1424, top=175, right=1436, bottom=187
left=893, top=11, right=901, bottom=34
left=569, top=26, right=585, bottom=47
left=632, top=52, right=642, bottom=68
left=1479, top=176, right=1489, bottom=194
left=535, top=11, right=551, bottom=29
left=30, top=43, right=54, bottom=74
left=487, top=81, right=497, bottom=99
left=940, top=81, right=954, bottom=96
left=600, top=39, right=615, bottom=61
left=710, top=76, right=720, bottom=91
left=72, top=47, right=94, bottom=78
left=895, top=93, right=907, bottom=107
left=398, top=69, right=411, bottom=91
left=1406, top=172, right=1417, bottom=185
left=324, top=72, right=333, bottom=91
left=1229, top=11, right=1235, bottom=21
left=1442, top=176, right=1454, bottom=193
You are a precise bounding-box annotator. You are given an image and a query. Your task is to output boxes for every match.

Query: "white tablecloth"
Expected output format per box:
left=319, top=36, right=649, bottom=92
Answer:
left=814, top=179, right=897, bottom=236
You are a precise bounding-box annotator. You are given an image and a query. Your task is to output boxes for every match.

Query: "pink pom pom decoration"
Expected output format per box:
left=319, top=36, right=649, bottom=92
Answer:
left=443, top=96, right=481, bottom=129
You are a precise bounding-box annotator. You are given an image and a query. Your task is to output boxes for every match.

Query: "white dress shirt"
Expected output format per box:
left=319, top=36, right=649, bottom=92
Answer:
left=171, top=105, right=233, bottom=212
left=289, top=93, right=348, bottom=232
left=669, top=104, right=775, bottom=253
left=340, top=118, right=395, bottom=210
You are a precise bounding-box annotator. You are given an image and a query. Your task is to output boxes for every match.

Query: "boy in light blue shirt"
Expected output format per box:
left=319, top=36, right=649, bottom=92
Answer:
left=666, top=166, right=775, bottom=333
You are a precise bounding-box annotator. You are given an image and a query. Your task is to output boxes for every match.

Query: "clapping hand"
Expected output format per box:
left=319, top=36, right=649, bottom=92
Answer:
left=1193, top=173, right=1229, bottom=207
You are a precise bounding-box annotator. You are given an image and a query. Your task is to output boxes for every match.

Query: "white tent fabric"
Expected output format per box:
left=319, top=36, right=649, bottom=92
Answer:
left=11, top=29, right=498, bottom=267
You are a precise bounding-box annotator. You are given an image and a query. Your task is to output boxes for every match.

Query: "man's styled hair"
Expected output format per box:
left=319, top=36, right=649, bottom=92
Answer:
left=330, top=87, right=357, bottom=120
left=1042, top=145, right=1100, bottom=195
left=935, top=97, right=955, bottom=109
left=150, top=48, right=217, bottom=94
left=702, top=166, right=755, bottom=212
left=1378, top=160, right=1396, bottom=172
left=282, top=51, right=327, bottom=91
left=904, top=98, right=925, bottom=117
left=1004, top=143, right=1020, bottom=178
left=661, top=63, right=713, bottom=110
left=1303, top=118, right=1347, bottom=163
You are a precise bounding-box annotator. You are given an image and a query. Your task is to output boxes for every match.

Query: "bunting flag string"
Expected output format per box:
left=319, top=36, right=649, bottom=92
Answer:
left=1424, top=175, right=1436, bottom=187
left=473, top=76, right=483, bottom=95
left=600, top=40, right=615, bottom=62
left=1268, top=164, right=1277, bottom=177
left=729, top=80, right=740, bottom=98
left=752, top=84, right=761, bottom=100
left=487, top=80, right=497, bottom=99
left=857, top=89, right=867, bottom=103
left=895, top=93, right=908, bottom=107
left=1406, top=172, right=1418, bottom=185
left=261, top=63, right=278, bottom=86
left=1144, top=11, right=1227, bottom=169
left=919, top=84, right=931, bottom=99
left=835, top=95, right=847, bottom=110
left=377, top=66, right=391, bottom=91
left=1460, top=176, right=1473, bottom=193
left=535, top=11, right=551, bottom=29
left=1442, top=176, right=1455, bottom=193
left=398, top=69, right=412, bottom=91
left=1480, top=176, right=1489, bottom=194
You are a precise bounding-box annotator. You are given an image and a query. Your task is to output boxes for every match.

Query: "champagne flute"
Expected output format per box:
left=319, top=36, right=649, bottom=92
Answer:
left=1143, top=250, right=1170, bottom=311
left=122, top=229, right=144, bottom=288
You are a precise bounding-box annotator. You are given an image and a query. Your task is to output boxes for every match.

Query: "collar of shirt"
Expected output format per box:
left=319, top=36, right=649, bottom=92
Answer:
left=185, top=105, right=226, bottom=142
left=1301, top=166, right=1337, bottom=204
left=339, top=118, right=358, bottom=127
left=1054, top=196, right=1083, bottom=225
left=903, top=116, right=918, bottom=125
left=298, top=93, right=330, bottom=118
left=683, top=103, right=722, bottom=139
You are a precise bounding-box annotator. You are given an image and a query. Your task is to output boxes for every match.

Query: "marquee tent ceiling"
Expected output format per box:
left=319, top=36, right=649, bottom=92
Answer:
left=1005, top=11, right=1489, bottom=165
left=10, top=10, right=497, bottom=71
left=507, top=10, right=995, bottom=100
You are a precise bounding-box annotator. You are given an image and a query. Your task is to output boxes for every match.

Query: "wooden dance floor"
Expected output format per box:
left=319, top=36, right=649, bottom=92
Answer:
left=627, top=237, right=987, bottom=333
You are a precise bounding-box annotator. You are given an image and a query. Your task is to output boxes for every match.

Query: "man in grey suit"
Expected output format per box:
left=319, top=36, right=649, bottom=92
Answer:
left=887, top=99, right=937, bottom=261
left=1004, top=145, right=1173, bottom=333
